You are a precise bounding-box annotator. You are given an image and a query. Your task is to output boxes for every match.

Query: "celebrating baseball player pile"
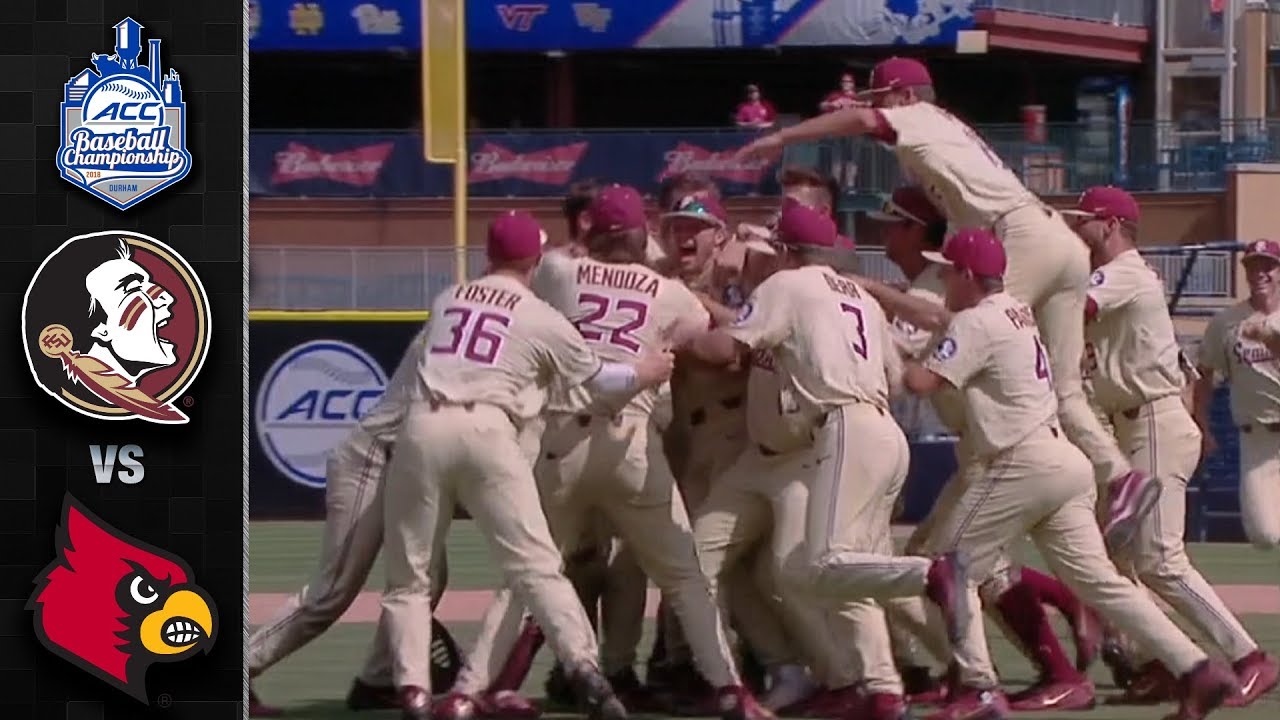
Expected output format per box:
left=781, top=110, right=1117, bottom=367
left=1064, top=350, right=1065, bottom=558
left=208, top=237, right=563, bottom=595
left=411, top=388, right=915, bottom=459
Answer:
left=247, top=56, right=1280, bottom=720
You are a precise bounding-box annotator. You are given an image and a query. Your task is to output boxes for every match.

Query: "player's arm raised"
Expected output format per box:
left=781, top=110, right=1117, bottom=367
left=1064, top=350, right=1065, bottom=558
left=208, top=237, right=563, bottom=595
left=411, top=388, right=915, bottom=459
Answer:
left=854, top=275, right=953, bottom=334
left=737, top=107, right=887, bottom=162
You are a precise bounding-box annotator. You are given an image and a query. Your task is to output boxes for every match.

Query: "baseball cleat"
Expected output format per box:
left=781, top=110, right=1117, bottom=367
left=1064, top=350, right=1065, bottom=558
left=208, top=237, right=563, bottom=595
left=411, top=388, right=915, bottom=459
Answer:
left=1164, top=659, right=1239, bottom=720
left=1102, top=470, right=1161, bottom=551
left=1007, top=678, right=1096, bottom=711
left=399, top=685, right=432, bottom=720
left=433, top=692, right=480, bottom=720
left=1222, top=650, right=1279, bottom=707
left=759, top=664, right=817, bottom=711
left=607, top=667, right=661, bottom=713
left=925, top=551, right=969, bottom=644
left=568, top=664, right=629, bottom=720
left=347, top=677, right=401, bottom=710
left=543, top=662, right=577, bottom=709
left=249, top=684, right=285, bottom=717
left=901, top=666, right=947, bottom=706
left=923, top=686, right=1009, bottom=720
left=1068, top=604, right=1103, bottom=673
left=479, top=690, right=541, bottom=719
left=1106, top=660, right=1176, bottom=705
left=716, top=685, right=776, bottom=720
left=841, top=691, right=910, bottom=720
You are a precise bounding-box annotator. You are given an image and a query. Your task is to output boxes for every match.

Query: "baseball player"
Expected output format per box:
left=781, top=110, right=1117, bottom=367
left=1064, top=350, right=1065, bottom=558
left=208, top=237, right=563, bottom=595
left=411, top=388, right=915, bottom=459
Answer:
left=247, top=327, right=464, bottom=717
left=1065, top=187, right=1277, bottom=708
left=817, top=227, right=1238, bottom=720
left=737, top=57, right=1161, bottom=552
left=678, top=201, right=931, bottom=720
left=378, top=209, right=676, bottom=720
left=1195, top=238, right=1280, bottom=553
left=868, top=188, right=1103, bottom=711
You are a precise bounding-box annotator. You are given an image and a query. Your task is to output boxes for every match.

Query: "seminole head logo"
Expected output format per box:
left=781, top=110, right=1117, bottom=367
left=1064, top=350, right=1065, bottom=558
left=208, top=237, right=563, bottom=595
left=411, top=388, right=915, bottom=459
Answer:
left=22, top=231, right=210, bottom=424
left=28, top=494, right=218, bottom=702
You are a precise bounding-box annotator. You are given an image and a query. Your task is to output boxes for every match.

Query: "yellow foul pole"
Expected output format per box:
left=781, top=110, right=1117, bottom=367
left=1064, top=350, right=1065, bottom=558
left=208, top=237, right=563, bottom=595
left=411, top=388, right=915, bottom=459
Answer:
left=423, top=0, right=468, bottom=283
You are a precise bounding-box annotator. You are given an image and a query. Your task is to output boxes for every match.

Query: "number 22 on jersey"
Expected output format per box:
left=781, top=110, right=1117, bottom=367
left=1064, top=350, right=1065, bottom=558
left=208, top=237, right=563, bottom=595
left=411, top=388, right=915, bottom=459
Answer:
left=574, top=292, right=648, bottom=354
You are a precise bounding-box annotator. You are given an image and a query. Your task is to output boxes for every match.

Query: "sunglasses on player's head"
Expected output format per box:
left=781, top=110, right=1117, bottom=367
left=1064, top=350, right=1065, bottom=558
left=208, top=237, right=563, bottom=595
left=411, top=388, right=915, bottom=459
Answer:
left=881, top=200, right=927, bottom=226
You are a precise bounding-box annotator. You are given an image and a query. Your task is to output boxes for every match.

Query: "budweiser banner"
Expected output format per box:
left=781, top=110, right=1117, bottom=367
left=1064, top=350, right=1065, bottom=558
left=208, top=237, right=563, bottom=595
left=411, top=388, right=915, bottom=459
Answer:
left=249, top=130, right=783, bottom=198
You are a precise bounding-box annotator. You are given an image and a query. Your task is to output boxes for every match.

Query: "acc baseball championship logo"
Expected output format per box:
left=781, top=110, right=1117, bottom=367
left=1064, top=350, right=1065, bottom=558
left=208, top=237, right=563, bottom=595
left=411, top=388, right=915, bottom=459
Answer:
left=58, top=18, right=192, bottom=210
left=22, top=231, right=211, bottom=424
left=256, top=340, right=388, bottom=489
left=29, top=494, right=218, bottom=703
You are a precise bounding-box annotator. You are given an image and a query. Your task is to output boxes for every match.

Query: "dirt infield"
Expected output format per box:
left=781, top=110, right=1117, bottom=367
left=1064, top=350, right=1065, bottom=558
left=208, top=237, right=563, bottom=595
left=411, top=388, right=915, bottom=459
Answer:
left=249, top=584, right=1280, bottom=625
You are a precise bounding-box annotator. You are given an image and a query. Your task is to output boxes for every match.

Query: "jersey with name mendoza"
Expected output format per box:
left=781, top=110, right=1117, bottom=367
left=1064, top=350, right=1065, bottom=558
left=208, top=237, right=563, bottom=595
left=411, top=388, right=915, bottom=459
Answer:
left=1200, top=300, right=1280, bottom=426
left=533, top=249, right=708, bottom=416
left=876, top=102, right=1035, bottom=229
left=1084, top=250, right=1186, bottom=416
left=890, top=263, right=967, bottom=435
left=419, top=274, right=602, bottom=426
left=924, top=292, right=1057, bottom=457
left=726, top=265, right=895, bottom=411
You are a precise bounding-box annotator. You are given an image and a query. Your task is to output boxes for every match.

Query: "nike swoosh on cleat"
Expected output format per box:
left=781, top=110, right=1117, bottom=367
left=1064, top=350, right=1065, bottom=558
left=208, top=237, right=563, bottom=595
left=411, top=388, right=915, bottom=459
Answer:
left=1239, top=672, right=1260, bottom=697
left=1042, top=690, right=1074, bottom=706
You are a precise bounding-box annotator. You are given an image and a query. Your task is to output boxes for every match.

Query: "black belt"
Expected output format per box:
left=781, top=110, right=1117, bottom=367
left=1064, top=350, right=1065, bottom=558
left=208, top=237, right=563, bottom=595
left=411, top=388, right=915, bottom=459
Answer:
left=1241, top=423, right=1280, bottom=434
left=689, top=395, right=744, bottom=426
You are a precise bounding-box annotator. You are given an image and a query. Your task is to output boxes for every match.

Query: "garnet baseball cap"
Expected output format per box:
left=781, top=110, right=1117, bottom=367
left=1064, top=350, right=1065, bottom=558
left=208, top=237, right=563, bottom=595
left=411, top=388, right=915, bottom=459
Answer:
left=662, top=193, right=728, bottom=228
left=775, top=200, right=838, bottom=249
left=1243, top=239, right=1280, bottom=262
left=487, top=210, right=547, bottom=263
left=868, top=186, right=944, bottom=226
left=1060, top=186, right=1140, bottom=223
left=587, top=184, right=647, bottom=235
left=864, top=57, right=933, bottom=95
left=922, top=227, right=1006, bottom=278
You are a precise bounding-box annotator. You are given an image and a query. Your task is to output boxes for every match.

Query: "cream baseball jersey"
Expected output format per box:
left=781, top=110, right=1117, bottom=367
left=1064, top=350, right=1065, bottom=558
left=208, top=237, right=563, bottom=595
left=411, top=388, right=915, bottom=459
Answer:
left=877, top=102, right=1034, bottom=228
left=725, top=265, right=895, bottom=410
left=358, top=327, right=428, bottom=443
left=418, top=274, right=601, bottom=425
left=744, top=347, right=815, bottom=453
left=1200, top=301, right=1280, bottom=425
left=891, top=263, right=967, bottom=434
left=1084, top=250, right=1186, bottom=415
left=924, top=292, right=1058, bottom=456
left=534, top=250, right=708, bottom=415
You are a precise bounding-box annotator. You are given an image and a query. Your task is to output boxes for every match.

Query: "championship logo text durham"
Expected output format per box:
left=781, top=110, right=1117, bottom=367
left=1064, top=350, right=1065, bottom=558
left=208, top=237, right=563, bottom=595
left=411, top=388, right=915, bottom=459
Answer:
left=58, top=18, right=192, bottom=210
left=22, top=231, right=211, bottom=424
left=29, top=494, right=218, bottom=703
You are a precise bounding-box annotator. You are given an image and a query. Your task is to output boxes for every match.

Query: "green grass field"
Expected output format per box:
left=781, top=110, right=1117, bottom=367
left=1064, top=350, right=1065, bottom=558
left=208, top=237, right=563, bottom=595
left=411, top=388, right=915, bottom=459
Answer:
left=250, top=521, right=1280, bottom=719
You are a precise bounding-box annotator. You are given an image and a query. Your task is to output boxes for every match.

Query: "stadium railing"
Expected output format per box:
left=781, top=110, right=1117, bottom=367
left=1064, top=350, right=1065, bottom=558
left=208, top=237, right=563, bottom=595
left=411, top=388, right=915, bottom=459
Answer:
left=970, top=0, right=1152, bottom=26
left=249, top=244, right=1235, bottom=311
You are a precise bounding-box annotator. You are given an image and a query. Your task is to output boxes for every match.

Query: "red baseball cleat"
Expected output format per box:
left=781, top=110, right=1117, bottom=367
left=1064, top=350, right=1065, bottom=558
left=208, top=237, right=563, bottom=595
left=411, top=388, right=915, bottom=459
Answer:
left=923, top=686, right=1009, bottom=720
left=1222, top=650, right=1279, bottom=707
left=249, top=684, right=285, bottom=718
left=717, top=685, right=776, bottom=720
left=479, top=690, right=541, bottom=718
left=925, top=552, right=969, bottom=643
left=841, top=692, right=910, bottom=720
left=1007, top=678, right=1095, bottom=711
left=784, top=684, right=861, bottom=717
left=1107, top=660, right=1177, bottom=705
left=1102, top=470, right=1161, bottom=550
left=399, top=685, right=432, bottom=720
left=434, top=692, right=481, bottom=720
left=1164, top=659, right=1239, bottom=720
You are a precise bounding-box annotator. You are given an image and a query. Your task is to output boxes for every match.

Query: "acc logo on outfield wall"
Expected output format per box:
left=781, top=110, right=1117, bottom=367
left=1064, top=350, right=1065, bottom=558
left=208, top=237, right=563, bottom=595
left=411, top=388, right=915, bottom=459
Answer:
left=256, top=341, right=388, bottom=489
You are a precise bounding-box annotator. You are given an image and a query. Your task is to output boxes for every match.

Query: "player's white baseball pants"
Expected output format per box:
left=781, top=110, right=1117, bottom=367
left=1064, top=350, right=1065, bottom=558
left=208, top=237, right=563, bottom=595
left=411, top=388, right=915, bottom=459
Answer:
left=1238, top=424, right=1280, bottom=549
left=247, top=427, right=447, bottom=685
left=380, top=403, right=600, bottom=692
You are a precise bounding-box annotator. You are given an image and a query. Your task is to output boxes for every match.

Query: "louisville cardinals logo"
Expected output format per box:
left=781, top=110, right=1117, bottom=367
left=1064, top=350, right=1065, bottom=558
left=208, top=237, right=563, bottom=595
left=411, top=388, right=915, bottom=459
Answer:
left=28, top=494, right=218, bottom=702
left=22, top=230, right=210, bottom=423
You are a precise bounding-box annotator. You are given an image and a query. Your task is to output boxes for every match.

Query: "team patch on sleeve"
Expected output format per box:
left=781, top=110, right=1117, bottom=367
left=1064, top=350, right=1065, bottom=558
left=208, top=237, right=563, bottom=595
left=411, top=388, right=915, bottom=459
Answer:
left=933, top=337, right=957, bottom=360
left=732, top=301, right=754, bottom=326
left=1090, top=270, right=1105, bottom=287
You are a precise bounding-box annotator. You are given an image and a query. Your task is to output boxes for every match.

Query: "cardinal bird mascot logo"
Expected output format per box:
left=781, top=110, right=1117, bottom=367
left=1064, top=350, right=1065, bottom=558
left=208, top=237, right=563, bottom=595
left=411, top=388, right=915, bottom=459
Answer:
left=28, top=494, right=218, bottom=703
left=22, top=230, right=211, bottom=424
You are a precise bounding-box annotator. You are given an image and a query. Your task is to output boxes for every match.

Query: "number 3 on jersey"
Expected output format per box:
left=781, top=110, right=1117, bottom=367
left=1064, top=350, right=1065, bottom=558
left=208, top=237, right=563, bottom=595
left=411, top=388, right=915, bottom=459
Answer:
left=1033, top=335, right=1051, bottom=381
left=840, top=302, right=869, bottom=359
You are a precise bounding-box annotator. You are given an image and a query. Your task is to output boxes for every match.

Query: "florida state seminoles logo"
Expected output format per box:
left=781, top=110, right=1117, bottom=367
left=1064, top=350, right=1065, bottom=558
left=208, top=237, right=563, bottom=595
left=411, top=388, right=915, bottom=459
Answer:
left=22, top=231, right=210, bottom=424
